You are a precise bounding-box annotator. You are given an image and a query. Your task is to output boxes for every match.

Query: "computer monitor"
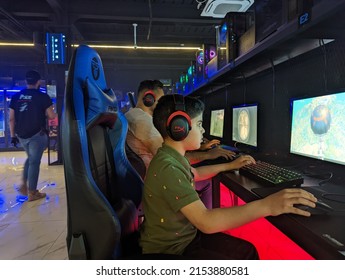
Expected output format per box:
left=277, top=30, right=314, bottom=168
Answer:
left=290, top=91, right=345, bottom=166
left=46, top=84, right=57, bottom=98
left=232, top=103, right=258, bottom=147
left=209, top=109, right=225, bottom=138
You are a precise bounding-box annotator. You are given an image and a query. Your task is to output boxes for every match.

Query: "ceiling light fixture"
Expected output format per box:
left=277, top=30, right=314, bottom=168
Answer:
left=133, top=23, right=138, bottom=49
left=0, top=42, right=34, bottom=46
left=201, top=0, right=254, bottom=18
left=0, top=42, right=201, bottom=51
left=72, top=44, right=202, bottom=51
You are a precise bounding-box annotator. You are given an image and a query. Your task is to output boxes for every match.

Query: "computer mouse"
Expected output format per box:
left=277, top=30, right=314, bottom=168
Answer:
left=295, top=200, right=333, bottom=215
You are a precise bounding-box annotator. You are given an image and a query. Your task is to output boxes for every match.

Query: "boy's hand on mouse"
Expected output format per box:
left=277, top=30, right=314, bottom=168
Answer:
left=262, top=188, right=317, bottom=217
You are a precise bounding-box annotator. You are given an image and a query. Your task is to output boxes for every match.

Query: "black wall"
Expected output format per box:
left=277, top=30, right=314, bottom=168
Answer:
left=199, top=39, right=345, bottom=185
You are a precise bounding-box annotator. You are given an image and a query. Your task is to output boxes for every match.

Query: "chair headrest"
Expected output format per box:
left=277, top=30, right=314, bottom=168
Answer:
left=85, top=77, right=118, bottom=129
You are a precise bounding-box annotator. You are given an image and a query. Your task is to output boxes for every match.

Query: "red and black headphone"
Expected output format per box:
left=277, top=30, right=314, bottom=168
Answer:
left=142, top=90, right=156, bottom=107
left=166, top=95, right=192, bottom=141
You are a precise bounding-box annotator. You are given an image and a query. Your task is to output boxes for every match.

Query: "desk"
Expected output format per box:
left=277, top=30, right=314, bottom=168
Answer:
left=212, top=171, right=345, bottom=260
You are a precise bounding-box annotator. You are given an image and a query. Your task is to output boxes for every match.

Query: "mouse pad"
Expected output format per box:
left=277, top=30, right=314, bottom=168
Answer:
left=251, top=186, right=336, bottom=215
left=251, top=186, right=325, bottom=198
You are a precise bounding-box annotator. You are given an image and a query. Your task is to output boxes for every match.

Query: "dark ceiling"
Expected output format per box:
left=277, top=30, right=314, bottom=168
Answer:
left=4, top=0, right=344, bottom=93
left=0, top=0, right=223, bottom=86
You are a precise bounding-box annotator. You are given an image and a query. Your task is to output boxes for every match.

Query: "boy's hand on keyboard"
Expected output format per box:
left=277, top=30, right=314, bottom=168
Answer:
left=231, top=154, right=256, bottom=169
left=263, top=188, right=317, bottom=217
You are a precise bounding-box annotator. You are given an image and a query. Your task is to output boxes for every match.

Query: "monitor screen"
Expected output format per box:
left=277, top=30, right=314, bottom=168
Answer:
left=46, top=84, right=57, bottom=98
left=290, top=91, right=345, bottom=166
left=232, top=104, right=258, bottom=147
left=209, top=109, right=225, bottom=138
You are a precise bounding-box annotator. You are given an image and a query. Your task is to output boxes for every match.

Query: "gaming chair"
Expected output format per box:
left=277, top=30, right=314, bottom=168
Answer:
left=61, top=45, right=143, bottom=259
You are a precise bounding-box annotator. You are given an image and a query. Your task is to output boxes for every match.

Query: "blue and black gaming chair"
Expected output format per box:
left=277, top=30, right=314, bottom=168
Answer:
left=61, top=45, right=143, bottom=259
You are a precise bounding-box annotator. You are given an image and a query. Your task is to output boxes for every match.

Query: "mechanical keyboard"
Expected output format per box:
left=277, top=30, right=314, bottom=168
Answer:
left=239, top=160, right=304, bottom=187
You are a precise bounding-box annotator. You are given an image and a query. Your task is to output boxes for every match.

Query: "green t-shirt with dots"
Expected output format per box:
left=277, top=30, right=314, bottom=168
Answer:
left=140, top=143, right=200, bottom=255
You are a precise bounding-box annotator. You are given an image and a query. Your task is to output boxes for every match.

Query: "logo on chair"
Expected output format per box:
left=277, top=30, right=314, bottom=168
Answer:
left=91, top=57, right=100, bottom=80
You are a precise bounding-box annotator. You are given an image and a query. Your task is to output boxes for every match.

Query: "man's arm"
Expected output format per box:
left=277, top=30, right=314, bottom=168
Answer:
left=132, top=117, right=163, bottom=156
left=186, top=146, right=236, bottom=164
left=9, top=109, right=16, bottom=137
left=191, top=154, right=256, bottom=181
left=142, top=135, right=163, bottom=155
left=46, top=105, right=57, bottom=120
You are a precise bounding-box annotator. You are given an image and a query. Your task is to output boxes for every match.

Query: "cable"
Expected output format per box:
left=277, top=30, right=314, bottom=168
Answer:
left=196, top=0, right=208, bottom=10
left=147, top=0, right=152, bottom=41
left=241, top=71, right=246, bottom=104
left=321, top=193, right=345, bottom=204
left=301, top=170, right=333, bottom=186
left=319, top=38, right=329, bottom=93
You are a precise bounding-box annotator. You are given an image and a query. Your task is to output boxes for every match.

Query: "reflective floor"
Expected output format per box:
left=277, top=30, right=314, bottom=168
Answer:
left=0, top=151, right=68, bottom=260
left=0, top=151, right=311, bottom=260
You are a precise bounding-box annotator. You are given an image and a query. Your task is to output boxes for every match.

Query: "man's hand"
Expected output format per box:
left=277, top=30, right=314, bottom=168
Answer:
left=11, top=136, right=19, bottom=148
left=200, top=139, right=220, bottom=150
left=204, top=146, right=236, bottom=160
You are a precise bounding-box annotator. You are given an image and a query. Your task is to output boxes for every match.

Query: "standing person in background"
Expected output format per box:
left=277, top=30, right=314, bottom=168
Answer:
left=9, top=70, right=57, bottom=201
left=125, top=80, right=235, bottom=208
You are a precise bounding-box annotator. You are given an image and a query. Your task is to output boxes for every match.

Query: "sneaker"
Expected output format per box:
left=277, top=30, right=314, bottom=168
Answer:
left=28, top=191, right=46, bottom=202
left=18, top=184, right=28, bottom=196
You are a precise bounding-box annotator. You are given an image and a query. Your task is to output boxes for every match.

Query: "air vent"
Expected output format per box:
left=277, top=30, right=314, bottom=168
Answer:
left=201, top=0, right=254, bottom=18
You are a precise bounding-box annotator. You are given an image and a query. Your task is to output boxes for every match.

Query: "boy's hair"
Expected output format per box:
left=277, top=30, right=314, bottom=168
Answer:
left=136, top=79, right=164, bottom=98
left=153, top=94, right=204, bottom=139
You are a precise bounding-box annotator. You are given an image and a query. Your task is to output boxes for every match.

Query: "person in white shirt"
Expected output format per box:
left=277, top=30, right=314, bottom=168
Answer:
left=125, top=80, right=236, bottom=208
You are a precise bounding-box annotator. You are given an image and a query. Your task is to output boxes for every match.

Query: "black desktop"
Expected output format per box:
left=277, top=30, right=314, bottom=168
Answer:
left=255, top=0, right=284, bottom=43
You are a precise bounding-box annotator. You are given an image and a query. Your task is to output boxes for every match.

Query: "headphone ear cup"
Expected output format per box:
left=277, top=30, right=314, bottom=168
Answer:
left=143, top=91, right=155, bottom=107
left=167, top=111, right=192, bottom=141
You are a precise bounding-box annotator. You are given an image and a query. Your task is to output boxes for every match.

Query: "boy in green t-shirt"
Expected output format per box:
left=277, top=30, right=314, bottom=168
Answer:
left=140, top=94, right=317, bottom=259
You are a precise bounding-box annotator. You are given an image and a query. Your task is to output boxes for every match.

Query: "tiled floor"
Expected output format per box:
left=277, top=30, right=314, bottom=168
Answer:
left=0, top=150, right=313, bottom=260
left=0, top=150, right=68, bottom=260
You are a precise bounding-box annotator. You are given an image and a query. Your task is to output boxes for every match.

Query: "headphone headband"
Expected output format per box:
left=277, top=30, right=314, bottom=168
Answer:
left=166, top=111, right=191, bottom=128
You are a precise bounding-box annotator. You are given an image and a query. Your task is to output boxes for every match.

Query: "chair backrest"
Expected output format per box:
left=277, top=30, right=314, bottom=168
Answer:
left=61, top=45, right=143, bottom=259
left=127, top=91, right=136, bottom=108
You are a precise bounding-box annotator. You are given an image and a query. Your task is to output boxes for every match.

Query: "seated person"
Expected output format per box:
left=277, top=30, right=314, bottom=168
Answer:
left=125, top=80, right=235, bottom=208
left=139, top=94, right=317, bottom=259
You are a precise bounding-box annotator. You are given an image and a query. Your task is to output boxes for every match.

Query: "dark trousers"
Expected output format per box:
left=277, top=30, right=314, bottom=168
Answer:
left=195, top=179, right=213, bottom=209
left=183, top=231, right=259, bottom=260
